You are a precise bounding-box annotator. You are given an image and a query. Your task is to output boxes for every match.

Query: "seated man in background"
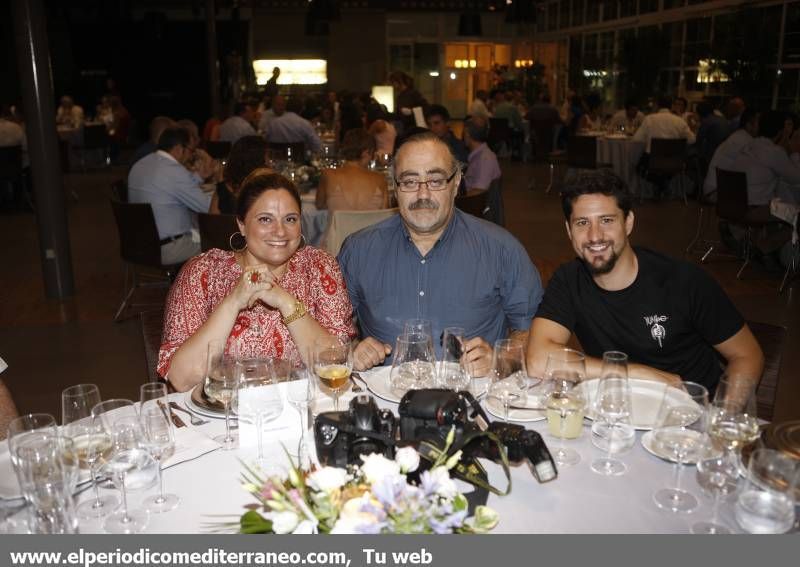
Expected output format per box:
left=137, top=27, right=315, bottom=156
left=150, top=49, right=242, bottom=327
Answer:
left=695, top=100, right=733, bottom=172
left=425, top=104, right=468, bottom=164
left=703, top=107, right=758, bottom=197
left=527, top=170, right=763, bottom=394
left=463, top=117, right=503, bottom=225
left=128, top=127, right=215, bottom=265
left=263, top=95, right=323, bottom=154
left=338, top=131, right=542, bottom=375
left=130, top=115, right=175, bottom=167
left=608, top=99, right=644, bottom=134
left=316, top=128, right=388, bottom=211
left=219, top=101, right=258, bottom=144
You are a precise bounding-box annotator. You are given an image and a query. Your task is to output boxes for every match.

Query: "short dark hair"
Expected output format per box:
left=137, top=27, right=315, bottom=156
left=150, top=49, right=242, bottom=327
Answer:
left=394, top=130, right=458, bottom=171
left=560, top=169, right=633, bottom=220
left=233, top=102, right=254, bottom=116
left=758, top=110, right=787, bottom=139
left=286, top=97, right=303, bottom=114
left=624, top=98, right=639, bottom=111
left=464, top=117, right=489, bottom=143
left=157, top=127, right=189, bottom=151
left=236, top=170, right=301, bottom=221
left=340, top=128, right=376, bottom=161
left=696, top=101, right=713, bottom=118
left=657, top=95, right=673, bottom=109
left=739, top=107, right=758, bottom=131
left=224, top=136, right=268, bottom=189
left=425, top=104, right=451, bottom=122
left=674, top=96, right=688, bottom=109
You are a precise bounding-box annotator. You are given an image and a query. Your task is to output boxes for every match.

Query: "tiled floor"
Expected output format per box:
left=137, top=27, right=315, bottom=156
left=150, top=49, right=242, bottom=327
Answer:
left=1, top=160, right=797, bottom=421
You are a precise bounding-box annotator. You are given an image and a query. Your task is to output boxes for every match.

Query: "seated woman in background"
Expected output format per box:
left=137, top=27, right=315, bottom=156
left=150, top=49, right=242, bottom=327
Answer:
left=209, top=135, right=271, bottom=214
left=316, top=128, right=389, bottom=212
left=367, top=119, right=396, bottom=158
left=159, top=171, right=356, bottom=392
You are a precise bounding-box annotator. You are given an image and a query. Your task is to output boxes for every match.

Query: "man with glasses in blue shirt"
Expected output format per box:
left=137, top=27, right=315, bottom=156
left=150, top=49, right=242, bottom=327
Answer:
left=337, top=131, right=543, bottom=375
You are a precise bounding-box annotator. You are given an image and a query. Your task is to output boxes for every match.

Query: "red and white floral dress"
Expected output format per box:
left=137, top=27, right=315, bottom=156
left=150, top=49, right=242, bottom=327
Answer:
left=157, top=247, right=356, bottom=378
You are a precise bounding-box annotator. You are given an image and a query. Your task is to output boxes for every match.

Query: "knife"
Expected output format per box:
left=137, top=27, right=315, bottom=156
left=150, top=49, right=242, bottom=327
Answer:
left=158, top=400, right=186, bottom=428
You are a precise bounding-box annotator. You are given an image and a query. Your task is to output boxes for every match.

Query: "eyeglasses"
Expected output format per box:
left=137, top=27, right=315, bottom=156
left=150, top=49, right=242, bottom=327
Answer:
left=394, top=169, right=458, bottom=192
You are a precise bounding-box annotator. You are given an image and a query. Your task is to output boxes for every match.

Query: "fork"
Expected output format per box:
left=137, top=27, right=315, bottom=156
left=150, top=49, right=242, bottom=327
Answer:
left=169, top=402, right=209, bottom=426
left=349, top=374, right=363, bottom=393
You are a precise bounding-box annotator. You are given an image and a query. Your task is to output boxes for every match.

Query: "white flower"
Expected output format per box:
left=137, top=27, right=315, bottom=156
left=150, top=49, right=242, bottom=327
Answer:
left=269, top=510, right=299, bottom=534
left=359, top=453, right=401, bottom=485
left=395, top=446, right=420, bottom=473
left=330, top=495, right=380, bottom=534
left=428, top=466, right=458, bottom=499
left=292, top=520, right=318, bottom=534
left=307, top=467, right=348, bottom=492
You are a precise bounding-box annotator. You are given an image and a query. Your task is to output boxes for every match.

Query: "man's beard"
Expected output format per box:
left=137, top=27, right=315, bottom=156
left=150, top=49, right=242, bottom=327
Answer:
left=581, top=243, right=620, bottom=275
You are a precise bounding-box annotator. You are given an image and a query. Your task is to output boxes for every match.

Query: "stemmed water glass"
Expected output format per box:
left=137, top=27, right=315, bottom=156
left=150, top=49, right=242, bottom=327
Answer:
left=590, top=351, right=632, bottom=476
left=61, top=384, right=101, bottom=426
left=734, top=448, right=798, bottom=534
left=543, top=349, right=587, bottom=467
left=707, top=374, right=760, bottom=474
left=651, top=382, right=708, bottom=513
left=389, top=334, right=436, bottom=395
left=139, top=383, right=179, bottom=513
left=203, top=339, right=238, bottom=449
left=287, top=366, right=317, bottom=468
left=232, top=358, right=284, bottom=467
left=487, top=339, right=528, bottom=422
left=692, top=436, right=739, bottom=534
left=438, top=327, right=471, bottom=391
left=314, top=337, right=353, bottom=411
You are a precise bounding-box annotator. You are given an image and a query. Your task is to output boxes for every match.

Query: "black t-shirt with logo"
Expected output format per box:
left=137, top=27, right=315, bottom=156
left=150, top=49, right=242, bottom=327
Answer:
left=535, top=247, right=744, bottom=390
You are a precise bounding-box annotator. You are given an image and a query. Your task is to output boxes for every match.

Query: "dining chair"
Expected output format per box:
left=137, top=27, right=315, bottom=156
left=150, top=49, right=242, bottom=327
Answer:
left=643, top=138, right=688, bottom=204
left=778, top=214, right=798, bottom=294
left=198, top=213, right=239, bottom=252
left=485, top=177, right=505, bottom=226
left=110, top=198, right=180, bottom=322
left=110, top=179, right=128, bottom=203
left=746, top=320, right=786, bottom=422
left=139, top=308, right=175, bottom=393
left=0, top=145, right=25, bottom=210
left=204, top=140, right=232, bottom=160
left=455, top=190, right=490, bottom=219
left=321, top=208, right=398, bottom=256
left=488, top=118, right=512, bottom=157
left=79, top=124, right=111, bottom=170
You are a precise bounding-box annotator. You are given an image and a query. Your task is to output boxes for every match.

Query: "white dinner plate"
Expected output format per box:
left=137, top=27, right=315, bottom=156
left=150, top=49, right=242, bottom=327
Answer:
left=484, top=396, right=546, bottom=423
left=360, top=367, right=488, bottom=405
left=580, top=378, right=695, bottom=430
left=640, top=430, right=711, bottom=465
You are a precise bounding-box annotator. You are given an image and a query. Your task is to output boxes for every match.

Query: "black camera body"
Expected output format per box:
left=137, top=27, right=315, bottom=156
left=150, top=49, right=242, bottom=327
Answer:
left=314, top=394, right=397, bottom=468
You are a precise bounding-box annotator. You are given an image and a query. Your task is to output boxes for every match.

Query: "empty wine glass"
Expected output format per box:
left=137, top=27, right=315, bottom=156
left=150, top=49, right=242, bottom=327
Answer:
left=692, top=436, right=739, bottom=534
left=139, top=383, right=179, bottom=513
left=204, top=339, right=238, bottom=449
left=233, top=358, right=284, bottom=467
left=590, top=351, right=632, bottom=476
left=543, top=349, right=587, bottom=467
left=735, top=448, right=798, bottom=534
left=313, top=337, right=353, bottom=412
left=438, top=327, right=470, bottom=391
left=389, top=334, right=436, bottom=397
left=402, top=319, right=435, bottom=358
left=61, top=384, right=101, bottom=426
left=651, top=382, right=708, bottom=513
left=488, top=339, right=528, bottom=422
left=287, top=366, right=316, bottom=468
left=7, top=414, right=57, bottom=469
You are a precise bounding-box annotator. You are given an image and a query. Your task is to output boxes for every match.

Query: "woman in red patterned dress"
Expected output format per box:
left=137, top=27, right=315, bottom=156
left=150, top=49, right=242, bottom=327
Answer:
left=158, top=170, right=356, bottom=392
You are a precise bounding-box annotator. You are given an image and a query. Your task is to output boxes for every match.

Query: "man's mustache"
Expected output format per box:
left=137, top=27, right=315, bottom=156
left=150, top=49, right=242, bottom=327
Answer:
left=409, top=199, right=438, bottom=210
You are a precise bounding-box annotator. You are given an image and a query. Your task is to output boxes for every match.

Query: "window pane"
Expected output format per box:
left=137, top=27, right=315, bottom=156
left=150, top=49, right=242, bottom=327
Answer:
left=560, top=0, right=570, bottom=29
left=572, top=0, right=585, bottom=27
left=586, top=0, right=600, bottom=24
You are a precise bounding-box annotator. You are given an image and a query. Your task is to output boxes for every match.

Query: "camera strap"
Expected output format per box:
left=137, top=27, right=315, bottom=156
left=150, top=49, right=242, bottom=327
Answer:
left=416, top=430, right=512, bottom=498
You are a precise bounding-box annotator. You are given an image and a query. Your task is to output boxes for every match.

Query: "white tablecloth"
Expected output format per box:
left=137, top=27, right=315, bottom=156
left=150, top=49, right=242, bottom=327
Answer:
left=596, top=136, right=645, bottom=196
left=49, top=386, right=751, bottom=535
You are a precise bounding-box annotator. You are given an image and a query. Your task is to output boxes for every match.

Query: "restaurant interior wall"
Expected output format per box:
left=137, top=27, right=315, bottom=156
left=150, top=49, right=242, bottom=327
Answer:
left=532, top=0, right=796, bottom=112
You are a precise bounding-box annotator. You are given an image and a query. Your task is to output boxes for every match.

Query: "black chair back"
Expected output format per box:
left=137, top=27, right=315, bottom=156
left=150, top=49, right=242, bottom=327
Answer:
left=110, top=199, right=163, bottom=267
left=198, top=213, right=239, bottom=252
left=530, top=121, right=556, bottom=158
left=140, top=308, right=165, bottom=383
left=715, top=168, right=748, bottom=222
left=487, top=118, right=511, bottom=152
left=205, top=141, right=232, bottom=160
left=455, top=191, right=489, bottom=219
left=0, top=146, right=23, bottom=180
left=267, top=142, right=305, bottom=162
left=83, top=124, right=110, bottom=149
left=111, top=179, right=128, bottom=203
left=566, top=136, right=598, bottom=169
left=649, top=138, right=687, bottom=174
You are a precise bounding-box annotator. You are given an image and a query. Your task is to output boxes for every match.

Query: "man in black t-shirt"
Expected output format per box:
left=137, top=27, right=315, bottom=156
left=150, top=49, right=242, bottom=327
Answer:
left=526, top=170, right=763, bottom=392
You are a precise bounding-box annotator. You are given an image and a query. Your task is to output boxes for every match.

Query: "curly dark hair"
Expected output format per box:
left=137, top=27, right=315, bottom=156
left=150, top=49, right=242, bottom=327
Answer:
left=560, top=169, right=633, bottom=220
left=223, top=136, right=268, bottom=189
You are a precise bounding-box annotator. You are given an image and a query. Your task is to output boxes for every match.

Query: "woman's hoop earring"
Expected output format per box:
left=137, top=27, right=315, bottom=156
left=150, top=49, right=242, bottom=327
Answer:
left=229, top=231, right=247, bottom=253
left=298, top=234, right=307, bottom=249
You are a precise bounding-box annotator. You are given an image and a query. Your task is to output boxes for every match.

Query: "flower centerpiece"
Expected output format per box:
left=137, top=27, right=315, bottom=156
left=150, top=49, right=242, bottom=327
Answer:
left=238, top=429, right=499, bottom=534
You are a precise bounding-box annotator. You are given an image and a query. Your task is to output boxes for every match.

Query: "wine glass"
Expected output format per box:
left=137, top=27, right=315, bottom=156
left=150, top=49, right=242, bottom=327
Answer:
left=61, top=384, right=101, bottom=426
left=389, top=334, right=436, bottom=397
left=692, top=436, right=739, bottom=534
left=590, top=351, right=632, bottom=476
left=707, top=374, right=760, bottom=474
left=139, top=383, right=179, bottom=513
left=438, top=327, right=470, bottom=391
left=402, top=319, right=435, bottom=360
left=314, top=337, right=353, bottom=411
left=543, top=349, right=587, bottom=467
left=232, top=358, right=284, bottom=467
left=651, top=382, right=709, bottom=513
left=7, top=414, right=57, bottom=469
left=735, top=448, right=798, bottom=534
left=203, top=339, right=238, bottom=449
left=488, top=339, right=528, bottom=422
left=287, top=366, right=316, bottom=468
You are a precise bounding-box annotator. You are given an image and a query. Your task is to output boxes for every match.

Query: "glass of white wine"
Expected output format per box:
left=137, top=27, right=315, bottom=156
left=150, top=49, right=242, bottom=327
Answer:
left=314, top=337, right=353, bottom=411
left=203, top=339, right=238, bottom=450
left=543, top=349, right=587, bottom=467
left=707, top=374, right=760, bottom=474
left=139, top=383, right=179, bottom=513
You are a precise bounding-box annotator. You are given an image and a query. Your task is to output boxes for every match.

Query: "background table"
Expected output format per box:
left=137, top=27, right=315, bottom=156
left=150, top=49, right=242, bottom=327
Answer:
left=596, top=136, right=645, bottom=197
left=300, top=190, right=329, bottom=247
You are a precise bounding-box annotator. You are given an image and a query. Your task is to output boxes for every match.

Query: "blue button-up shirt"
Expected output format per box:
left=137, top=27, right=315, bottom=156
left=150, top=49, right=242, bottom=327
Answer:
left=337, top=209, right=543, bottom=359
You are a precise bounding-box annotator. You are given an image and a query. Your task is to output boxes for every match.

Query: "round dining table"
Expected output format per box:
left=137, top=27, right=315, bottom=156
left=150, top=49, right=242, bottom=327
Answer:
left=3, top=374, right=769, bottom=535
left=596, top=135, right=646, bottom=197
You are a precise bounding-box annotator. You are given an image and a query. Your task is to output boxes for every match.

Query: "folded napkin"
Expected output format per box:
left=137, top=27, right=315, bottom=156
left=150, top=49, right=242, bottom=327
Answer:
left=162, top=427, right=221, bottom=469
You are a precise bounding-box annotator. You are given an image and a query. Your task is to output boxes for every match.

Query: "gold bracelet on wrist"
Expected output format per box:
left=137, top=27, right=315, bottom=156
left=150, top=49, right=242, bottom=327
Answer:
left=282, top=300, right=308, bottom=326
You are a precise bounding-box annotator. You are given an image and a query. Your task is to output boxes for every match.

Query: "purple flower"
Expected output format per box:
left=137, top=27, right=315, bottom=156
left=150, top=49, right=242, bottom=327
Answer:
left=428, top=510, right=468, bottom=534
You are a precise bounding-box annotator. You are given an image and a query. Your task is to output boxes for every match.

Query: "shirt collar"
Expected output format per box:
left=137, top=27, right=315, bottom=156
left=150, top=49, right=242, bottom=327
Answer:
left=657, top=108, right=671, bottom=114
left=156, top=149, right=178, bottom=163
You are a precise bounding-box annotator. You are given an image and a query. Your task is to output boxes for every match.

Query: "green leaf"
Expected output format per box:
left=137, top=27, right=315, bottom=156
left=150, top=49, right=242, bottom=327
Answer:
left=240, top=510, right=273, bottom=534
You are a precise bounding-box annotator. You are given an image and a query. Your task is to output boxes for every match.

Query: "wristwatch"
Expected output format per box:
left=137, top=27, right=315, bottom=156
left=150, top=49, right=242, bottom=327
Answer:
left=282, top=300, right=308, bottom=326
